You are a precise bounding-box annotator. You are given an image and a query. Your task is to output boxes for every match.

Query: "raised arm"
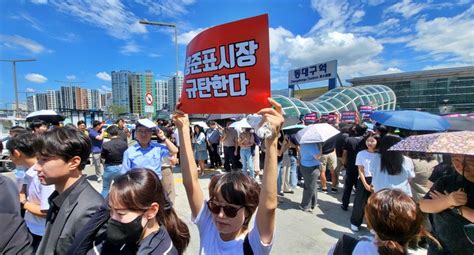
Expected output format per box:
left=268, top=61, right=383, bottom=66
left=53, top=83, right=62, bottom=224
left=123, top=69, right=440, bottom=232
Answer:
left=256, top=98, right=285, bottom=244
left=172, top=111, right=204, bottom=218
left=157, top=129, right=179, bottom=154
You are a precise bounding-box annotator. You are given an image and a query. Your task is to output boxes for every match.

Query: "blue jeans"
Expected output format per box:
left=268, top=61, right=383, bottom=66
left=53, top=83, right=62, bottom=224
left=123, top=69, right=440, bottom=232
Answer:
left=240, top=148, right=254, bottom=178
left=101, top=164, right=122, bottom=198
left=277, top=161, right=283, bottom=194
left=289, top=156, right=298, bottom=188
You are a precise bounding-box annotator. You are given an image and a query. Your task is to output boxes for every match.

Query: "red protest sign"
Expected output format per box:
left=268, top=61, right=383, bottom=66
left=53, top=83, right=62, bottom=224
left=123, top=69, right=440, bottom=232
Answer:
left=178, top=14, right=270, bottom=114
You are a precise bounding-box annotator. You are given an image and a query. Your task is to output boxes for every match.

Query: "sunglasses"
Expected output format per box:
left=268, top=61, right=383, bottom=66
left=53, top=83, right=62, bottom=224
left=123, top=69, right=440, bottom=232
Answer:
left=207, top=200, right=244, bottom=218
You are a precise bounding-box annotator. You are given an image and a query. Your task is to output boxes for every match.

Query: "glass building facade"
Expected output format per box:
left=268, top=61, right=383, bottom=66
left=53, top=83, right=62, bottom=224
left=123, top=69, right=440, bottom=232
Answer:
left=348, top=66, right=474, bottom=114
left=273, top=84, right=396, bottom=118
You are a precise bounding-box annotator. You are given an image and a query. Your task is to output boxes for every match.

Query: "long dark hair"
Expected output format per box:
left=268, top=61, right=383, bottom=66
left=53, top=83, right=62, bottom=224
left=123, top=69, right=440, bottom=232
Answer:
left=193, top=125, right=204, bottom=137
left=379, top=135, right=404, bottom=175
left=365, top=189, right=438, bottom=255
left=208, top=172, right=261, bottom=229
left=109, top=168, right=190, bottom=254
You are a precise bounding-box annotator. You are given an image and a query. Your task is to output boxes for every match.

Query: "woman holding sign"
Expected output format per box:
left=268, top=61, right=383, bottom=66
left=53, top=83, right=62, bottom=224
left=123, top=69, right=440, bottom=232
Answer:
left=172, top=98, right=283, bottom=254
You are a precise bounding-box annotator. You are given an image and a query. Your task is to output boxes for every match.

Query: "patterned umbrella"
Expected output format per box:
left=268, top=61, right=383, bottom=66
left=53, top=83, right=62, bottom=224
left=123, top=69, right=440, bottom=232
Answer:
left=389, top=131, right=474, bottom=155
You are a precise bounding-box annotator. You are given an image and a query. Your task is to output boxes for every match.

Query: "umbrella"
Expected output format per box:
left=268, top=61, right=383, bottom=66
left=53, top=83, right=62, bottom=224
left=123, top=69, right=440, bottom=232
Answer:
left=282, top=124, right=306, bottom=135
left=389, top=131, right=474, bottom=156
left=229, top=118, right=251, bottom=129
left=296, top=123, right=340, bottom=144
left=26, top=110, right=65, bottom=123
left=443, top=116, right=474, bottom=131
left=371, top=110, right=450, bottom=131
left=191, top=121, right=209, bottom=129
left=207, top=114, right=245, bottom=121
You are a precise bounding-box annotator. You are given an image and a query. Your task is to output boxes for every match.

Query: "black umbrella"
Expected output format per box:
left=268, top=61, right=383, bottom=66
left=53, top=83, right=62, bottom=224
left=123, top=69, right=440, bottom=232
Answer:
left=26, top=110, right=65, bottom=123
left=444, top=116, right=474, bottom=131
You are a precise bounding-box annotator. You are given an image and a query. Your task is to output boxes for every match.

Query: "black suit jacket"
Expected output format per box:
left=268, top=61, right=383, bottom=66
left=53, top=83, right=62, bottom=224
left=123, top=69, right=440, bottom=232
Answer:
left=36, top=176, right=103, bottom=255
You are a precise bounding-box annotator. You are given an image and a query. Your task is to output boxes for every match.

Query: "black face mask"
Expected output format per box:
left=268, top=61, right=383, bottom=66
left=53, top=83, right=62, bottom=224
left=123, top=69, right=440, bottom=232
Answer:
left=106, top=215, right=145, bottom=246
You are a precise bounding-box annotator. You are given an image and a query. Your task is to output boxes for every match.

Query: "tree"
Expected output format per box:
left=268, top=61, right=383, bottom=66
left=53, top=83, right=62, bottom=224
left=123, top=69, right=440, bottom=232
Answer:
left=107, top=104, right=127, bottom=119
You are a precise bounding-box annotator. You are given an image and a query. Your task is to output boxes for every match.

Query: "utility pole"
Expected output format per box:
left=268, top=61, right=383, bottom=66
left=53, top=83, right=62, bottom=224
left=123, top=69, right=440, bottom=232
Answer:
left=0, top=58, right=36, bottom=118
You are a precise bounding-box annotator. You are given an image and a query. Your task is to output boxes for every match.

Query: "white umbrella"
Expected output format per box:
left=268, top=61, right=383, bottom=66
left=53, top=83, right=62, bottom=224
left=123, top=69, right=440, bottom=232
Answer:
left=296, top=123, right=340, bottom=144
left=229, top=118, right=251, bottom=129
left=191, top=121, right=209, bottom=129
left=26, top=110, right=65, bottom=123
left=229, top=118, right=252, bottom=134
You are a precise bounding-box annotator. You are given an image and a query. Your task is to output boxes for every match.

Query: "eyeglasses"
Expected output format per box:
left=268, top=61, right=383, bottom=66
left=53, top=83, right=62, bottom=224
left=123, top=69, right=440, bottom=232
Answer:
left=207, top=200, right=244, bottom=218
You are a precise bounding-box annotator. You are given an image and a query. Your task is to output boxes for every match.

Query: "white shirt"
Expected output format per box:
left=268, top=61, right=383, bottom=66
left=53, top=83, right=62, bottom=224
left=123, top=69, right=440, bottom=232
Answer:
left=24, top=166, right=55, bottom=236
left=192, top=200, right=273, bottom=255
left=371, top=156, right=415, bottom=197
left=173, top=128, right=180, bottom=147
left=355, top=150, right=381, bottom=177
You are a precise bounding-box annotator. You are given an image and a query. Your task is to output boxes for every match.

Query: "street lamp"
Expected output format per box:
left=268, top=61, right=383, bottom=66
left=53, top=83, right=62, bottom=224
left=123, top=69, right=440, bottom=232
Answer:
left=139, top=20, right=178, bottom=80
left=0, top=58, right=37, bottom=118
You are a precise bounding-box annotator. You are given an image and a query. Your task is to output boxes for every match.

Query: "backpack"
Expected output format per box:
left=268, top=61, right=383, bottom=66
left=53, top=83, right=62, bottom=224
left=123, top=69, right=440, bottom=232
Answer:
left=243, top=234, right=253, bottom=255
left=332, top=234, right=361, bottom=255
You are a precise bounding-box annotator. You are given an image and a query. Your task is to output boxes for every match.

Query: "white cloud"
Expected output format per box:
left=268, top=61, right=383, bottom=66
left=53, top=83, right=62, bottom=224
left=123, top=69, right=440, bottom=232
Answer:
left=423, top=62, right=471, bottom=70
left=385, top=0, right=426, bottom=18
left=66, top=75, right=76, bottom=80
left=26, top=88, right=36, bottom=92
left=10, top=13, right=43, bottom=32
left=376, top=67, right=403, bottom=75
left=0, top=34, right=46, bottom=54
left=351, top=10, right=365, bottom=24
left=120, top=41, right=141, bottom=55
left=148, top=53, right=161, bottom=58
left=177, top=28, right=207, bottom=45
left=367, top=0, right=384, bottom=6
left=409, top=6, right=474, bottom=62
left=135, top=0, right=196, bottom=18
left=31, top=0, right=47, bottom=4
left=349, top=18, right=400, bottom=35
left=49, top=0, right=147, bottom=40
left=25, top=73, right=48, bottom=83
left=96, top=72, right=111, bottom=81
left=269, top=26, right=386, bottom=86
left=309, top=0, right=352, bottom=34
left=101, top=85, right=112, bottom=91
left=56, top=32, right=79, bottom=42
left=378, top=35, right=414, bottom=44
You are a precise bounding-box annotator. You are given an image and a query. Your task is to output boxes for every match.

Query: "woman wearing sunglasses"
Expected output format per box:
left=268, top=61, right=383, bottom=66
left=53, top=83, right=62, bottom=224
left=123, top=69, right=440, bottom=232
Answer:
left=173, top=98, right=284, bottom=254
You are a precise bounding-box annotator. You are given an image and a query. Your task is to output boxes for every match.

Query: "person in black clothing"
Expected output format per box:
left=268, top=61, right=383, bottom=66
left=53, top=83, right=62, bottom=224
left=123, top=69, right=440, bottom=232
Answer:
left=68, top=168, right=189, bottom=255
left=427, top=154, right=455, bottom=189
left=0, top=175, right=34, bottom=254
left=206, top=121, right=222, bottom=168
left=420, top=154, right=474, bottom=255
left=116, top=118, right=130, bottom=143
left=319, top=134, right=338, bottom=193
left=101, top=125, right=129, bottom=197
left=341, top=124, right=367, bottom=211
left=35, top=127, right=104, bottom=254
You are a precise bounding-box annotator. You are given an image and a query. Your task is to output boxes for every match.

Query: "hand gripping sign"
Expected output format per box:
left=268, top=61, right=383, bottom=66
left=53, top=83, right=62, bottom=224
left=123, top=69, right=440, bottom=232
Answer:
left=178, top=14, right=271, bottom=114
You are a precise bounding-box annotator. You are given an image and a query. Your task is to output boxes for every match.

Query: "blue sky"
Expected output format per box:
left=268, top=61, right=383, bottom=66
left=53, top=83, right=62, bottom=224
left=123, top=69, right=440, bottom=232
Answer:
left=0, top=0, right=473, bottom=106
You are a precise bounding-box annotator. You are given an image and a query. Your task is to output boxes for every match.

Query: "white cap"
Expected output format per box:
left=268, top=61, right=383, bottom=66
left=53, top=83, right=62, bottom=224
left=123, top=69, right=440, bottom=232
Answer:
left=137, top=119, right=157, bottom=129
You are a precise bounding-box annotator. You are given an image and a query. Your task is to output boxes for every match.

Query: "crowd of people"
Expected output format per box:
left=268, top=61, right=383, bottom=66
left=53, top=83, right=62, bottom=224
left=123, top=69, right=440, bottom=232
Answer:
left=0, top=101, right=472, bottom=255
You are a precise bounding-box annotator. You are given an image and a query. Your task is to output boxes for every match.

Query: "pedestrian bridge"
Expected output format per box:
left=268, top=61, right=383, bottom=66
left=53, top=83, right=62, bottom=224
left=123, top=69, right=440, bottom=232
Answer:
left=273, top=84, right=396, bottom=117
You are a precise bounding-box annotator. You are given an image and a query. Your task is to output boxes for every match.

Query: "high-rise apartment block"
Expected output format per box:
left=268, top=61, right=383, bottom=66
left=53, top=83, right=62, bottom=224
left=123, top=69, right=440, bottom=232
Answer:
left=156, top=79, right=169, bottom=110
left=168, top=75, right=183, bottom=111
left=111, top=70, right=132, bottom=113
left=130, top=70, right=155, bottom=116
